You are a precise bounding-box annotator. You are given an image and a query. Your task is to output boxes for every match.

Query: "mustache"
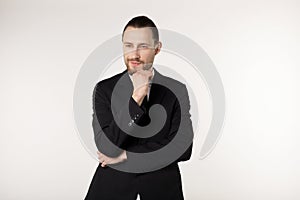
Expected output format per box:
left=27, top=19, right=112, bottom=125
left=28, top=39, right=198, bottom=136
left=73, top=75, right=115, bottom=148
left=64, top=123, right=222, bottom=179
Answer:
left=127, top=58, right=144, bottom=63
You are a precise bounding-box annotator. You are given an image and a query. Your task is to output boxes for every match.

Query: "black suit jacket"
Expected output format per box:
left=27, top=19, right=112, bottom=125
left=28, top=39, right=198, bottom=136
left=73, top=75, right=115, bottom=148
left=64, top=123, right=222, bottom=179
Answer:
left=92, top=69, right=194, bottom=168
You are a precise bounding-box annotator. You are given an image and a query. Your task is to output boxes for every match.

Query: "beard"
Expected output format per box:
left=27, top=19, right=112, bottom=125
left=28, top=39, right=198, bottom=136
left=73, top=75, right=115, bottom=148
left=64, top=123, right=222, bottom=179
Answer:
left=126, top=59, right=153, bottom=75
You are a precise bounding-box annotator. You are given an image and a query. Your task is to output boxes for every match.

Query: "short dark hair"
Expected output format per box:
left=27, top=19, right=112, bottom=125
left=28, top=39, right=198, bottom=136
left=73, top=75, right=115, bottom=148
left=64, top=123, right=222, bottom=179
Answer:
left=122, top=16, right=159, bottom=42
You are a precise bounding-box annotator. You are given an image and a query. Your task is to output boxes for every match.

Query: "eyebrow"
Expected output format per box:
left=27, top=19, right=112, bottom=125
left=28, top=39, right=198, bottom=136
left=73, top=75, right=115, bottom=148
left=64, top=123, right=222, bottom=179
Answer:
left=139, top=43, right=151, bottom=45
left=123, top=42, right=151, bottom=45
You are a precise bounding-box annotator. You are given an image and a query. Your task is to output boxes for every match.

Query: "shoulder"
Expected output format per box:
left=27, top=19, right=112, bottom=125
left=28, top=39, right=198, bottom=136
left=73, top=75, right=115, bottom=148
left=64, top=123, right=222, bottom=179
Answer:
left=94, top=70, right=127, bottom=91
left=154, top=70, right=187, bottom=93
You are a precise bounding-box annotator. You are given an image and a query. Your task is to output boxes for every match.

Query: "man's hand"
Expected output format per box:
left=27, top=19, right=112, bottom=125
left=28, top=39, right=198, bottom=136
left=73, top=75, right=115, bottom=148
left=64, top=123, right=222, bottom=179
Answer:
left=97, top=150, right=127, bottom=167
left=132, top=68, right=153, bottom=105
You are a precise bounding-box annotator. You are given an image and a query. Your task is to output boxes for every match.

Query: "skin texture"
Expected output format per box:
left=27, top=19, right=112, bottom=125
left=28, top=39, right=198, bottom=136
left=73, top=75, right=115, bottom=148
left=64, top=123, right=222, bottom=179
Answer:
left=97, top=26, right=162, bottom=167
left=123, top=27, right=162, bottom=105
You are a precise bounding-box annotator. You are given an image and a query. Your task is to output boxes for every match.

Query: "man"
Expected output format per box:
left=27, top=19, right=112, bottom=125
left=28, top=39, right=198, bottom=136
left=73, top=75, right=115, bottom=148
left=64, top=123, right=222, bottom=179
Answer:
left=85, top=16, right=194, bottom=200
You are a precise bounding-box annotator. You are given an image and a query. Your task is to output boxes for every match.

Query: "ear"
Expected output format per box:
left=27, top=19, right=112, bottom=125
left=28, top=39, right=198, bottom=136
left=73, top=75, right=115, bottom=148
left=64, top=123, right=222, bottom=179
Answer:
left=154, top=41, right=162, bottom=55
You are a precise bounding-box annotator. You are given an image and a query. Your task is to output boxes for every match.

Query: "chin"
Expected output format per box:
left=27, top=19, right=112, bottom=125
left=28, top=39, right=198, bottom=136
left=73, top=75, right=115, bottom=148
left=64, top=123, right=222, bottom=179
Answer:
left=126, top=64, right=151, bottom=74
left=128, top=66, right=142, bottom=73
left=127, top=67, right=137, bottom=75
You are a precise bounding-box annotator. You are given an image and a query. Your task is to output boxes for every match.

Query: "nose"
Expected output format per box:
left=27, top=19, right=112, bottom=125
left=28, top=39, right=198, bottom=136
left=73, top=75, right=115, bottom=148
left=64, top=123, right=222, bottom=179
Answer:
left=130, top=48, right=140, bottom=59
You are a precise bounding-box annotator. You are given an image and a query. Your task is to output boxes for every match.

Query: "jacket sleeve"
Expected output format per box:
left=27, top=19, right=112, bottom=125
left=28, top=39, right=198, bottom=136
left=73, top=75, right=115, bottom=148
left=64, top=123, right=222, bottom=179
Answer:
left=92, top=82, right=149, bottom=157
left=92, top=82, right=194, bottom=163
left=126, top=84, right=194, bottom=163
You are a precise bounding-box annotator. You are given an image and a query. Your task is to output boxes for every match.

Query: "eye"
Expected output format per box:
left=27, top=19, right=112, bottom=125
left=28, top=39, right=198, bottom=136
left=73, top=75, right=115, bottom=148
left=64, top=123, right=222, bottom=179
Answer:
left=139, top=44, right=149, bottom=49
left=124, top=44, right=133, bottom=48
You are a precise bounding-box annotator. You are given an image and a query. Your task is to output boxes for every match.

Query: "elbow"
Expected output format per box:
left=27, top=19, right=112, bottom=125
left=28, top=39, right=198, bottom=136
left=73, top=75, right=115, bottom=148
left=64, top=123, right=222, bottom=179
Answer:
left=176, top=143, right=193, bottom=162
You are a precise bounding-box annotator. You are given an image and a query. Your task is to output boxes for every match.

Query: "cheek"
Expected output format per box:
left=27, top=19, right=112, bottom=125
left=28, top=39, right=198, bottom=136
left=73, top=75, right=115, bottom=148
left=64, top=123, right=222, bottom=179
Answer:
left=140, top=51, right=155, bottom=61
left=123, top=54, right=130, bottom=61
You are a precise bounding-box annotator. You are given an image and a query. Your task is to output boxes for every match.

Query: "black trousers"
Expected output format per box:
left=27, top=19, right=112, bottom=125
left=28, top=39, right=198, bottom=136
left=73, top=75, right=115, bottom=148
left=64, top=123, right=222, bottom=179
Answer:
left=84, top=163, right=184, bottom=200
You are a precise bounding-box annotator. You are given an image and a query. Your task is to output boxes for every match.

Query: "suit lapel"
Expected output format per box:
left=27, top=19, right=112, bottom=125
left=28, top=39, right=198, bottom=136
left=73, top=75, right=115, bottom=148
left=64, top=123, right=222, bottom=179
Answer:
left=148, top=69, right=167, bottom=105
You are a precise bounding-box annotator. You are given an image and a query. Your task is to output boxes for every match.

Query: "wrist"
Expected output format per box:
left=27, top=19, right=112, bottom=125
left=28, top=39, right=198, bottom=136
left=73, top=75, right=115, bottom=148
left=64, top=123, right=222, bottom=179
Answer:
left=132, top=93, right=145, bottom=106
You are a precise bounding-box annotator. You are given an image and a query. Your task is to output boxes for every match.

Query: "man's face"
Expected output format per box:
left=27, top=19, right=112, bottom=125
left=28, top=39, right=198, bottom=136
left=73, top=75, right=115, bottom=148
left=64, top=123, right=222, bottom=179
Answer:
left=122, top=26, right=161, bottom=75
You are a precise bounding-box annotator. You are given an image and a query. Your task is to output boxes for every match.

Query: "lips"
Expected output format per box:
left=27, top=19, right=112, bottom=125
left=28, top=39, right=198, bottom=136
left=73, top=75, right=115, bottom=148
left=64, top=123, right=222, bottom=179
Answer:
left=130, top=61, right=141, bottom=66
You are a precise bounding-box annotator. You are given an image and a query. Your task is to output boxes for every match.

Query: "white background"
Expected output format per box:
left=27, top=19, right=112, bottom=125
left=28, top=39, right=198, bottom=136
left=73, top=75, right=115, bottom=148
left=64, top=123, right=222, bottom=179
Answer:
left=1, top=0, right=300, bottom=199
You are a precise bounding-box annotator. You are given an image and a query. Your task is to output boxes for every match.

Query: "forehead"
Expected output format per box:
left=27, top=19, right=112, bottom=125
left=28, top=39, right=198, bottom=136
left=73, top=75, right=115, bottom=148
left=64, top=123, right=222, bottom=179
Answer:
left=123, top=27, right=155, bottom=44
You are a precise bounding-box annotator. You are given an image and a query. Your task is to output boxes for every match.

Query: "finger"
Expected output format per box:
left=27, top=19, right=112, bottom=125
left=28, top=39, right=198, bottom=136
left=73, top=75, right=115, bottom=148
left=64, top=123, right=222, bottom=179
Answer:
left=98, top=153, right=105, bottom=161
left=98, top=153, right=104, bottom=160
left=101, top=162, right=106, bottom=167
